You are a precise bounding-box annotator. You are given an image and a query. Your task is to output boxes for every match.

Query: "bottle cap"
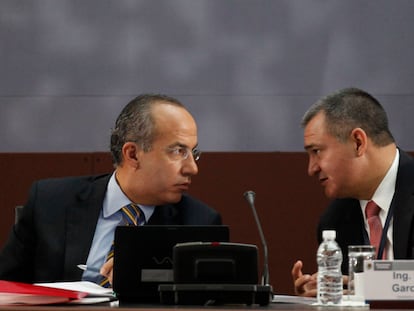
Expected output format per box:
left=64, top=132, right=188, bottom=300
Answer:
left=322, top=230, right=336, bottom=240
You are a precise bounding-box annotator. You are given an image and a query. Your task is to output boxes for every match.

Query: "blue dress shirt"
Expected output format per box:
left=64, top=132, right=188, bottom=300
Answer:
left=82, top=172, right=154, bottom=283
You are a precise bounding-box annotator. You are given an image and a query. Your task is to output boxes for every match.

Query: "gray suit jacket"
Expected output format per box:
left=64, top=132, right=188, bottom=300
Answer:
left=0, top=174, right=222, bottom=283
left=318, top=150, right=414, bottom=273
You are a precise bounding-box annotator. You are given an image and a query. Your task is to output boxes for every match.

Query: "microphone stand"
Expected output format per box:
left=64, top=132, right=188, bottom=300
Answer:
left=244, top=191, right=270, bottom=287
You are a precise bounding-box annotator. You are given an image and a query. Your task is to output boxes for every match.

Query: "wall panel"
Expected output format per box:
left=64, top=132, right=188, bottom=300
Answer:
left=0, top=153, right=93, bottom=247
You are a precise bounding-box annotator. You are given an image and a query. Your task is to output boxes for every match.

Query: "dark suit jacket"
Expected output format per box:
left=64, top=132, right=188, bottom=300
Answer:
left=318, top=150, right=414, bottom=273
left=0, top=174, right=222, bottom=283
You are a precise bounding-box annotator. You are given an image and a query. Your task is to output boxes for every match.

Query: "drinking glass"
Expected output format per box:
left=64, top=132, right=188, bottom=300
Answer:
left=348, top=245, right=376, bottom=298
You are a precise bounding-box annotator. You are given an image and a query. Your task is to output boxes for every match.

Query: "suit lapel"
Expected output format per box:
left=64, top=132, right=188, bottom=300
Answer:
left=341, top=199, right=366, bottom=245
left=63, top=174, right=111, bottom=279
left=392, top=151, right=414, bottom=258
left=147, top=204, right=180, bottom=225
left=393, top=192, right=414, bottom=258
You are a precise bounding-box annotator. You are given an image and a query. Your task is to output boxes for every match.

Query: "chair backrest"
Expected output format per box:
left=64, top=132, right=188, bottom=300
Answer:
left=15, top=205, right=23, bottom=224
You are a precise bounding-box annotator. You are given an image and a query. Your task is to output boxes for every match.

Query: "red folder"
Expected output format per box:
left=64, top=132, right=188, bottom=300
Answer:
left=0, top=280, right=88, bottom=299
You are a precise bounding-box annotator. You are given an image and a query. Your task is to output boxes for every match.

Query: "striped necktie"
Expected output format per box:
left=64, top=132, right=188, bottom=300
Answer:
left=365, top=200, right=386, bottom=259
left=120, top=203, right=146, bottom=226
left=100, top=203, right=146, bottom=287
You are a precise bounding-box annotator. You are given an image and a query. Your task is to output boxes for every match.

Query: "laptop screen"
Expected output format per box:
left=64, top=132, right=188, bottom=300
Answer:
left=112, top=225, right=229, bottom=303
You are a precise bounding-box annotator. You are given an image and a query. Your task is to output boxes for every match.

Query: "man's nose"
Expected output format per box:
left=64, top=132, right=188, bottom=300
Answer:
left=307, top=158, right=319, bottom=176
left=183, top=154, right=199, bottom=175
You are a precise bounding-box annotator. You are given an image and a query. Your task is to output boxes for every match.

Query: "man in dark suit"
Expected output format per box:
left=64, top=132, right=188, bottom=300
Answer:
left=0, top=94, right=222, bottom=286
left=291, top=87, right=414, bottom=297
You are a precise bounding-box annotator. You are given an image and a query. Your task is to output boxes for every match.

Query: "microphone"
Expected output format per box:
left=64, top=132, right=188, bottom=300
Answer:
left=243, top=190, right=270, bottom=286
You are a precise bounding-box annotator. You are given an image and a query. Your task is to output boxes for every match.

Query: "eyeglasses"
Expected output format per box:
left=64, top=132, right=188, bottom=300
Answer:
left=165, top=146, right=201, bottom=162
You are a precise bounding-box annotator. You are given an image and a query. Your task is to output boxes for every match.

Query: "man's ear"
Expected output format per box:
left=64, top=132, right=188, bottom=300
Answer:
left=121, top=142, right=141, bottom=169
left=350, top=128, right=368, bottom=156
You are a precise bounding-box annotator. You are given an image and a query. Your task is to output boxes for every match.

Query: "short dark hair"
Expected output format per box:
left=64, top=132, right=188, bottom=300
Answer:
left=301, top=87, right=394, bottom=146
left=110, top=94, right=185, bottom=165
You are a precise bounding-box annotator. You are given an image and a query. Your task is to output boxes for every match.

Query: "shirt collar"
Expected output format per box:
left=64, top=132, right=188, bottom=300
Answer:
left=102, top=172, right=155, bottom=221
left=360, top=148, right=399, bottom=212
left=103, top=172, right=131, bottom=218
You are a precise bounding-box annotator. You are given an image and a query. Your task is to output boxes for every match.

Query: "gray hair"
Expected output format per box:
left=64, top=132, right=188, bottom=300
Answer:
left=301, top=87, right=394, bottom=146
left=110, top=94, right=185, bottom=165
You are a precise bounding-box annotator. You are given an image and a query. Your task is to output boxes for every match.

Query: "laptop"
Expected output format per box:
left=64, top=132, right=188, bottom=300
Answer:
left=112, top=225, right=229, bottom=303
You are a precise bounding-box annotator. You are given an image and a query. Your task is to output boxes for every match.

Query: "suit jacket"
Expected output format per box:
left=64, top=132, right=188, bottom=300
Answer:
left=0, top=174, right=222, bottom=283
left=318, top=150, right=414, bottom=273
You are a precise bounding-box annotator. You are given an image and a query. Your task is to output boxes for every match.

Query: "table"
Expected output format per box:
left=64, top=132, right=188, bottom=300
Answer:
left=2, top=301, right=414, bottom=311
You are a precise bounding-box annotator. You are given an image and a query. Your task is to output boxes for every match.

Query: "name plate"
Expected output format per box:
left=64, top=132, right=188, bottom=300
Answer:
left=363, top=260, right=414, bottom=300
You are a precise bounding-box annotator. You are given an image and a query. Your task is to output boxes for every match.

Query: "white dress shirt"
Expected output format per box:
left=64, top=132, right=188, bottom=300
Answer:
left=360, top=148, right=399, bottom=259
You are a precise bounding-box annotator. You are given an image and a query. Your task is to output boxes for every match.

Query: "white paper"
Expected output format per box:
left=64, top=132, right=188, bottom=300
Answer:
left=272, top=294, right=317, bottom=305
left=69, top=297, right=112, bottom=304
left=34, top=281, right=114, bottom=297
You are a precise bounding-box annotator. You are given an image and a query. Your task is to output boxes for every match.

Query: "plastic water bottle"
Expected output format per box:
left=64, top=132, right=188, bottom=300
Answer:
left=317, top=230, right=343, bottom=305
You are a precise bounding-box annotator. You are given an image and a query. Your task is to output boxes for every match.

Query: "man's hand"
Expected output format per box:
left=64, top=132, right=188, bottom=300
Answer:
left=291, top=260, right=317, bottom=297
left=100, top=258, right=114, bottom=287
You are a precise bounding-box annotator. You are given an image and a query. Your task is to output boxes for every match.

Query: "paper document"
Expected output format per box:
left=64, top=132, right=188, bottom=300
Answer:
left=0, top=293, right=70, bottom=306
left=272, top=294, right=317, bottom=305
left=0, top=280, right=87, bottom=306
left=35, top=281, right=114, bottom=297
left=0, top=280, right=87, bottom=299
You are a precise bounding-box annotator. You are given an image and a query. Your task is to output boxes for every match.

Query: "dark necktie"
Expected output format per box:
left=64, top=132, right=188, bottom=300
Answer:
left=100, top=203, right=146, bottom=287
left=365, top=200, right=385, bottom=259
